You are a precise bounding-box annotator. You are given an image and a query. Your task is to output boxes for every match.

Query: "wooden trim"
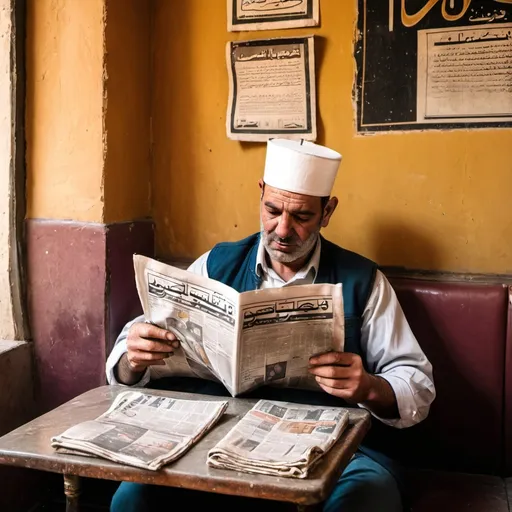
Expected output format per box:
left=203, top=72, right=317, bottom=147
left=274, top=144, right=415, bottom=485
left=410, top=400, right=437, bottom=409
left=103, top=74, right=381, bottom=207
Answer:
left=381, top=266, right=512, bottom=286
left=9, top=0, right=29, bottom=340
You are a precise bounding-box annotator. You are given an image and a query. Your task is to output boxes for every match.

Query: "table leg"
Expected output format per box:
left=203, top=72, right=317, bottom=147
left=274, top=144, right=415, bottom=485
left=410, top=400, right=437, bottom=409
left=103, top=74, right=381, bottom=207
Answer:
left=63, top=474, right=81, bottom=512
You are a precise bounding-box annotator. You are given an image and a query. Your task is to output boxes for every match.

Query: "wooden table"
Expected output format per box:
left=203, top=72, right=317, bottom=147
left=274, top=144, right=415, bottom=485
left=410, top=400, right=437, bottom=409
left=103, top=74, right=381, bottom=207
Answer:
left=0, top=385, right=371, bottom=512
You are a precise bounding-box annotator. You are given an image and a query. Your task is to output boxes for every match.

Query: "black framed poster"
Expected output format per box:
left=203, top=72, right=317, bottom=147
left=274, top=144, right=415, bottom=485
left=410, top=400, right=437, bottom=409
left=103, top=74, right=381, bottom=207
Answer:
left=355, top=0, right=512, bottom=132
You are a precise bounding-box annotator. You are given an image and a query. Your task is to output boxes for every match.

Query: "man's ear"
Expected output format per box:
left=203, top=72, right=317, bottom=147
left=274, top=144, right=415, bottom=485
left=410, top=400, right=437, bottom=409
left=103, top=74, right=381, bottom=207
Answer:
left=321, top=197, right=338, bottom=228
left=258, top=179, right=265, bottom=199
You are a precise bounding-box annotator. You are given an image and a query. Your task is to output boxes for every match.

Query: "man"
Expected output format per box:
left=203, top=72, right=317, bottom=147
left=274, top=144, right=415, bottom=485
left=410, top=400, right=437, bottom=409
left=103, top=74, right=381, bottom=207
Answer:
left=106, top=139, right=435, bottom=512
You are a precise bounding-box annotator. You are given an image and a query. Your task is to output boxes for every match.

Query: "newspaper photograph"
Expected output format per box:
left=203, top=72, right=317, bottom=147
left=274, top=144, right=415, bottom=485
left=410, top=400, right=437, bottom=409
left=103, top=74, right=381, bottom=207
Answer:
left=51, top=391, right=228, bottom=471
left=133, top=255, right=344, bottom=397
left=226, top=36, right=316, bottom=142
left=228, top=0, right=319, bottom=32
left=417, top=23, right=512, bottom=123
left=207, top=399, right=350, bottom=478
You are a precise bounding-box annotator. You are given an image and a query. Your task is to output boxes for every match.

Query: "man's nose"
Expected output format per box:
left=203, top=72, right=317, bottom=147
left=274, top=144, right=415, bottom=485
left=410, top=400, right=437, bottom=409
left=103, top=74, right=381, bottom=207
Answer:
left=275, top=214, right=294, bottom=239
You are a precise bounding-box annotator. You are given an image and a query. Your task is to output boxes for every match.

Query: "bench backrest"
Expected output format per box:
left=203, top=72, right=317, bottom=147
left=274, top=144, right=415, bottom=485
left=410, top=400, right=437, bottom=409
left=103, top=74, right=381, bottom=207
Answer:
left=389, top=277, right=509, bottom=475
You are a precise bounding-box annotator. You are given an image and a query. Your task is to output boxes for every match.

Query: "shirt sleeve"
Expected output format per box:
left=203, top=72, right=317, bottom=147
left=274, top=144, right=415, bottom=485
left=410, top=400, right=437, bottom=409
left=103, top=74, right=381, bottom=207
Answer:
left=359, top=270, right=436, bottom=429
left=105, top=251, right=212, bottom=386
left=186, top=250, right=210, bottom=276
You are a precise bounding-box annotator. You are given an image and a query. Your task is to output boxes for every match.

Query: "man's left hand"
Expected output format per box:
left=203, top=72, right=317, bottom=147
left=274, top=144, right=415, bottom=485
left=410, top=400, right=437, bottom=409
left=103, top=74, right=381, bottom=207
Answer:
left=308, top=351, right=374, bottom=403
left=308, top=351, right=399, bottom=419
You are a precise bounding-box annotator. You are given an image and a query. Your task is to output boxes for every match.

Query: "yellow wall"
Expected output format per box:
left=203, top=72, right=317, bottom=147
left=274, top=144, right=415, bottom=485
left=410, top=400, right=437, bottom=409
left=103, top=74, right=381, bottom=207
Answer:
left=26, top=0, right=105, bottom=223
left=103, top=0, right=151, bottom=223
left=26, top=0, right=151, bottom=224
left=26, top=0, right=512, bottom=273
left=152, top=0, right=512, bottom=274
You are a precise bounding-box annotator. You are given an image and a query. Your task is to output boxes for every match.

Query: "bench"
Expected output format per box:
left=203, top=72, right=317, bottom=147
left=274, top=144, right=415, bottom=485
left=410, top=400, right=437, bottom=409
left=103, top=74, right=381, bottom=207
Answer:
left=388, top=274, right=512, bottom=511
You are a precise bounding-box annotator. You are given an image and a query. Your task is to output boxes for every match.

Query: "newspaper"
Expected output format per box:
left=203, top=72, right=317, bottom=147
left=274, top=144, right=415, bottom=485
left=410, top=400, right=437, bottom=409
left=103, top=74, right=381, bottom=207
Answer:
left=133, top=255, right=344, bottom=397
left=226, top=35, right=316, bottom=142
left=227, top=0, right=320, bottom=32
left=51, top=391, right=228, bottom=471
left=207, top=399, right=350, bottom=478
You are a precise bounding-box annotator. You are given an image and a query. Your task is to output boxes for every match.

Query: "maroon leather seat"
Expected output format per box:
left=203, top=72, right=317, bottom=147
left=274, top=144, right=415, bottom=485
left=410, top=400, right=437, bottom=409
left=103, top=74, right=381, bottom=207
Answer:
left=388, top=277, right=510, bottom=511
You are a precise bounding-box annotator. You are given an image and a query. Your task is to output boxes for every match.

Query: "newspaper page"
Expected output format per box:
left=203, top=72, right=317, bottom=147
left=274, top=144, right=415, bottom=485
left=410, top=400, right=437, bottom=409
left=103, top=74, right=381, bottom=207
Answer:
left=134, top=255, right=240, bottom=396
left=133, top=255, right=344, bottom=397
left=226, top=35, right=316, bottom=142
left=228, top=0, right=319, bottom=32
left=51, top=391, right=228, bottom=471
left=237, top=284, right=344, bottom=395
left=207, top=399, right=349, bottom=478
left=417, top=24, right=512, bottom=123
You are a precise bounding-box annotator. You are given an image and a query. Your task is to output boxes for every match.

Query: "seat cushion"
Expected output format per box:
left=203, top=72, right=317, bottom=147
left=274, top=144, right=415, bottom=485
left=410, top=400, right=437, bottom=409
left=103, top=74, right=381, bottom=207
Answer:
left=409, top=470, right=508, bottom=512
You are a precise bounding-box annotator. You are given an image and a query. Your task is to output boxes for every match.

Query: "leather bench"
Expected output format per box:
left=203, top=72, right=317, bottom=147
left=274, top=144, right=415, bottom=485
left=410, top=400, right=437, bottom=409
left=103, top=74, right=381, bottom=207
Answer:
left=388, top=275, right=512, bottom=511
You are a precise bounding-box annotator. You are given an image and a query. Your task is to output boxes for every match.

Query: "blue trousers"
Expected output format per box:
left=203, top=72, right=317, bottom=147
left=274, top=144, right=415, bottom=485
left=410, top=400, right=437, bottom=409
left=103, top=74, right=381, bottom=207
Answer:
left=110, top=451, right=403, bottom=512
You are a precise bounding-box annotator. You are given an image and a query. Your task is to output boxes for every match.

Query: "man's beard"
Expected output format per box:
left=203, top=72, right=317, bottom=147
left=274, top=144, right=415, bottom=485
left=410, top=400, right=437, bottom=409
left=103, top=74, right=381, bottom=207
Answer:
left=261, top=224, right=319, bottom=264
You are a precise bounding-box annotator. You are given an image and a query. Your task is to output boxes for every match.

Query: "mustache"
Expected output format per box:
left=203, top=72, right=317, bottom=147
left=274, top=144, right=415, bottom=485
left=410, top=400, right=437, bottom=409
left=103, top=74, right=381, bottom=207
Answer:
left=266, top=233, right=301, bottom=245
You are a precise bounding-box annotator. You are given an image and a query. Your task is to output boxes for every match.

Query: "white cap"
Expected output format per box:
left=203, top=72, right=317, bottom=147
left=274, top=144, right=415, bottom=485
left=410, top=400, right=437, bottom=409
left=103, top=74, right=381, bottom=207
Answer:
left=263, top=139, right=342, bottom=197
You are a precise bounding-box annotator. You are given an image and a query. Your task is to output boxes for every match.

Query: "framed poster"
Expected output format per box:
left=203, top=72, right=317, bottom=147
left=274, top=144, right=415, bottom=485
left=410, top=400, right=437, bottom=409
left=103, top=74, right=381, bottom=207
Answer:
left=355, top=0, right=512, bottom=132
left=228, top=0, right=319, bottom=32
left=226, top=36, right=316, bottom=142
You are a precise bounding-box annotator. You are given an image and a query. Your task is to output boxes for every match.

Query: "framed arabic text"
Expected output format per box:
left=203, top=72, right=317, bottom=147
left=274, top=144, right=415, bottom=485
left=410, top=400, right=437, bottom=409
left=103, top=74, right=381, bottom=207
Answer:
left=355, top=0, right=512, bottom=132
left=228, top=0, right=320, bottom=32
left=226, top=36, right=316, bottom=142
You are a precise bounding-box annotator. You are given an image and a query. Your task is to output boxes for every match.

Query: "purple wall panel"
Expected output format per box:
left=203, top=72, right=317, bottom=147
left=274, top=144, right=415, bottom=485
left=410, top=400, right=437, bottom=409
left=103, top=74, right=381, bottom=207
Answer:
left=106, top=220, right=154, bottom=355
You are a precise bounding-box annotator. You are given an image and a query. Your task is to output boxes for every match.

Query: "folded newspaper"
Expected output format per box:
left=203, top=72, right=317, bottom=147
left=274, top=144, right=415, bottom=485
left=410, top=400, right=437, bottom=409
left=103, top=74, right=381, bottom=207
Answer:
left=207, top=399, right=350, bottom=478
left=51, top=391, right=228, bottom=471
left=133, top=255, right=344, bottom=397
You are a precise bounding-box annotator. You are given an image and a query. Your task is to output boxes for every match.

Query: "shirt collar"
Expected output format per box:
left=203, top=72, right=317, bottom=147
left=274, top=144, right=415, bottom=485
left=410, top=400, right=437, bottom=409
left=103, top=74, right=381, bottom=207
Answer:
left=256, top=235, right=322, bottom=281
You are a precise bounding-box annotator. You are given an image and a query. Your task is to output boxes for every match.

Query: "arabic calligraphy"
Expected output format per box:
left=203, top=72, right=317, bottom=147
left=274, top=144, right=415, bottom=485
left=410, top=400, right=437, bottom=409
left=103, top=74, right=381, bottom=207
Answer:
left=469, top=9, right=507, bottom=22
left=434, top=28, right=511, bottom=44
left=401, top=0, right=472, bottom=28
left=236, top=47, right=301, bottom=62
left=147, top=273, right=236, bottom=323
left=240, top=0, right=304, bottom=13
left=242, top=298, right=331, bottom=328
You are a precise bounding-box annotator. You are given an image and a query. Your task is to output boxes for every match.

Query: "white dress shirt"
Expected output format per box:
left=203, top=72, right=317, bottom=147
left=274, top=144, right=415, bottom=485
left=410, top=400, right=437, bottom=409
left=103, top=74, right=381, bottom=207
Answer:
left=106, top=238, right=435, bottom=429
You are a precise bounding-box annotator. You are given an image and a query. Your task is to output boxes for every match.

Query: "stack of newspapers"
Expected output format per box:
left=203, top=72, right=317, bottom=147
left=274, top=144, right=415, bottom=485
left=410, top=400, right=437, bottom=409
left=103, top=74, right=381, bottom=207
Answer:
left=207, top=399, right=350, bottom=478
left=51, top=391, right=228, bottom=471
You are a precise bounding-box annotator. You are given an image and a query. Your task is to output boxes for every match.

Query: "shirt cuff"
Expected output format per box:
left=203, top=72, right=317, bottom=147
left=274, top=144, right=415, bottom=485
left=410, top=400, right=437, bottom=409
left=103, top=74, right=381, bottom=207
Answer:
left=359, top=374, right=426, bottom=429
left=105, top=338, right=151, bottom=387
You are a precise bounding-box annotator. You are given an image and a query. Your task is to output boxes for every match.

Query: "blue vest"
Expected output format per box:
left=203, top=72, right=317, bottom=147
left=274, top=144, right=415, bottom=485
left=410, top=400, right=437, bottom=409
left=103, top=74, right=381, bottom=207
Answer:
left=206, top=232, right=377, bottom=358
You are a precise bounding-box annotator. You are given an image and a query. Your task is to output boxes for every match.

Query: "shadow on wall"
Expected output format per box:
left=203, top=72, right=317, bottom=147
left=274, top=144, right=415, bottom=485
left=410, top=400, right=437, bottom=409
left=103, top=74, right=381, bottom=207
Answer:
left=152, top=0, right=196, bottom=255
left=371, top=219, right=441, bottom=271
left=313, top=35, right=327, bottom=146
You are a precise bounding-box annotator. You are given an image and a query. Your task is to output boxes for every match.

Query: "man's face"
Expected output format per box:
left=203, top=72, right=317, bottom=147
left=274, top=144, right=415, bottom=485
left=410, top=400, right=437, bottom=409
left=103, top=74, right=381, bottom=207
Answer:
left=259, top=182, right=335, bottom=264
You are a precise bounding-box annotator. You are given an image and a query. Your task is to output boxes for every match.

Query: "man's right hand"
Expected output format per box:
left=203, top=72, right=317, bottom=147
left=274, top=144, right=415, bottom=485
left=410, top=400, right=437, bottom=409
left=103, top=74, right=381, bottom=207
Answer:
left=115, top=322, right=180, bottom=385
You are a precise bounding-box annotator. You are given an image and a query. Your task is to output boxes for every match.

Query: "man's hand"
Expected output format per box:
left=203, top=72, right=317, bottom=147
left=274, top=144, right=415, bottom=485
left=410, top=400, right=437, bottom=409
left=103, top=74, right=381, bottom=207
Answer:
left=308, top=351, right=399, bottom=419
left=114, top=322, right=180, bottom=386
